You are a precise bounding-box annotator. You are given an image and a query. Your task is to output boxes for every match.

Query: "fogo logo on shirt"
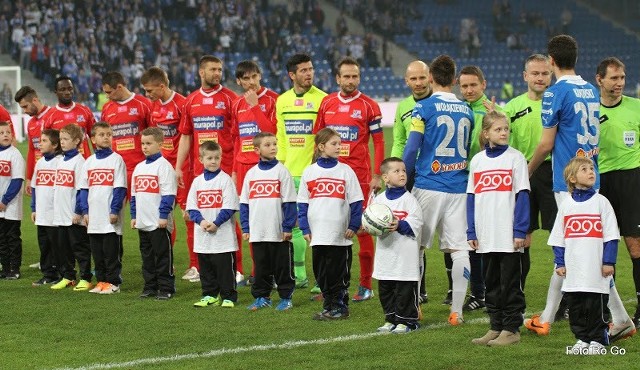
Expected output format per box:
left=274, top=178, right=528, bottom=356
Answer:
left=474, top=169, right=513, bottom=193
left=36, top=170, right=56, bottom=186
left=134, top=175, right=159, bottom=193
left=249, top=180, right=281, bottom=199
left=55, top=170, right=75, bottom=187
left=564, top=214, right=603, bottom=238
left=309, top=178, right=346, bottom=199
left=0, top=160, right=11, bottom=176
left=197, top=190, right=223, bottom=208
left=392, top=210, right=408, bottom=221
left=88, top=169, right=114, bottom=186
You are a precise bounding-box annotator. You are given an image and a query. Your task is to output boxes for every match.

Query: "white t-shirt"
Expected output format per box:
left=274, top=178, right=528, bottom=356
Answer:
left=372, top=191, right=423, bottom=281
left=32, top=155, right=60, bottom=226
left=297, top=162, right=364, bottom=247
left=240, top=162, right=297, bottom=242
left=467, top=147, right=530, bottom=253
left=53, top=153, right=85, bottom=226
left=186, top=171, right=239, bottom=254
left=0, top=146, right=24, bottom=221
left=548, top=193, right=620, bottom=294
left=131, top=157, right=177, bottom=232
left=79, top=152, right=127, bottom=235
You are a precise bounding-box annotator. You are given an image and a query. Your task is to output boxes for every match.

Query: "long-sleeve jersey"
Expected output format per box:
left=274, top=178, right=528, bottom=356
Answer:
left=598, top=95, right=640, bottom=173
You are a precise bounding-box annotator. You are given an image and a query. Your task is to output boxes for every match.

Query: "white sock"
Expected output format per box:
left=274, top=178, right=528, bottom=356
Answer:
left=608, top=280, right=631, bottom=325
left=451, top=250, right=470, bottom=315
left=540, top=270, right=564, bottom=323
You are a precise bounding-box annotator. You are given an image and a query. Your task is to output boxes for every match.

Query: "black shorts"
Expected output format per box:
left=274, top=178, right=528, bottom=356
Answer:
left=600, top=168, right=640, bottom=237
left=529, top=161, right=557, bottom=232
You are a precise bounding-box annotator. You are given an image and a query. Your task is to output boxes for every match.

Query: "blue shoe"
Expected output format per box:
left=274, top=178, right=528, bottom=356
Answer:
left=352, top=286, right=374, bottom=302
left=247, top=297, right=272, bottom=311
left=275, top=298, right=293, bottom=311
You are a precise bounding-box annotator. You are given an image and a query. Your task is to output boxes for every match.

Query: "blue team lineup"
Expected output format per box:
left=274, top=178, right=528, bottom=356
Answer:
left=1, top=33, right=640, bottom=352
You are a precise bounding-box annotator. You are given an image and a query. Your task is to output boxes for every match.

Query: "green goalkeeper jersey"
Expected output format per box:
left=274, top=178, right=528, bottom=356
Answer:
left=276, top=85, right=327, bottom=177
left=502, top=92, right=547, bottom=161
left=468, top=95, right=502, bottom=160
left=598, top=95, right=640, bottom=173
left=391, top=95, right=425, bottom=157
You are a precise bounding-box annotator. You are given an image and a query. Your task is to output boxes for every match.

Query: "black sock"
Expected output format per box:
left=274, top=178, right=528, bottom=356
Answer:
left=633, top=257, right=640, bottom=305
left=420, top=253, right=426, bottom=295
left=444, top=252, right=453, bottom=292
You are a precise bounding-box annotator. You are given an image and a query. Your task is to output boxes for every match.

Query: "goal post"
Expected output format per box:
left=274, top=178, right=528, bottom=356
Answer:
left=0, top=66, right=23, bottom=142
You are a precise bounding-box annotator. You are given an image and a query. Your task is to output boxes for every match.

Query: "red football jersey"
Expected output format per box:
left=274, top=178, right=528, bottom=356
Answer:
left=314, top=91, right=385, bottom=179
left=45, top=102, right=96, bottom=158
left=231, top=87, right=278, bottom=169
left=0, top=104, right=18, bottom=138
left=149, top=91, right=187, bottom=167
left=179, top=86, right=238, bottom=174
left=100, top=94, right=151, bottom=173
left=26, top=106, right=54, bottom=181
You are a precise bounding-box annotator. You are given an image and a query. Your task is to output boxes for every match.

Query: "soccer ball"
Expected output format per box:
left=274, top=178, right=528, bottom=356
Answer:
left=362, top=203, right=395, bottom=236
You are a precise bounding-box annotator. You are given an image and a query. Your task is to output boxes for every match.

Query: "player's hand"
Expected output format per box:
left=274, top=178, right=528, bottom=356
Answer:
left=468, top=240, right=479, bottom=250
left=25, top=184, right=32, bottom=196
left=514, top=238, right=525, bottom=250
left=555, top=266, right=566, bottom=277
left=72, top=214, right=82, bottom=225
left=602, top=265, right=615, bottom=277
left=176, top=169, right=184, bottom=188
left=244, top=89, right=259, bottom=107
left=345, top=229, right=355, bottom=239
left=231, top=172, right=237, bottom=187
left=158, top=219, right=168, bottom=228
left=242, top=232, right=250, bottom=241
left=386, top=219, right=399, bottom=232
left=283, top=232, right=292, bottom=241
left=109, top=214, right=118, bottom=224
left=31, top=212, right=36, bottom=222
left=303, top=234, right=311, bottom=243
left=83, top=214, right=89, bottom=226
left=182, top=209, right=191, bottom=222
left=524, top=233, right=532, bottom=248
left=130, top=219, right=136, bottom=229
left=370, top=174, right=382, bottom=193
left=482, top=96, right=497, bottom=112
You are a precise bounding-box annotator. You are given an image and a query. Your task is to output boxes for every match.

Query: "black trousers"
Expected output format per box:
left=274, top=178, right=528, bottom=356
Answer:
left=0, top=219, right=21, bottom=272
left=469, top=249, right=485, bottom=299
left=37, top=225, right=60, bottom=280
left=198, top=251, right=237, bottom=301
left=58, top=225, right=92, bottom=281
left=520, top=248, right=530, bottom=290
left=251, top=241, right=295, bottom=300
left=482, top=252, right=525, bottom=333
left=139, top=228, right=175, bottom=294
left=89, top=233, right=122, bottom=285
left=378, top=280, right=420, bottom=329
left=312, top=245, right=352, bottom=312
left=566, top=292, right=610, bottom=345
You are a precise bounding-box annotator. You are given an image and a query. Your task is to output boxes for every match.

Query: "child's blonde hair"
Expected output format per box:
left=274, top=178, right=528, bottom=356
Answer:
left=480, top=110, right=509, bottom=148
left=61, top=124, right=84, bottom=148
left=563, top=156, right=594, bottom=192
left=313, top=128, right=340, bottom=163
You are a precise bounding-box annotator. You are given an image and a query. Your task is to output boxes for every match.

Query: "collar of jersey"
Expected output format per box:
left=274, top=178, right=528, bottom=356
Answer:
left=338, top=91, right=361, bottom=104
left=258, top=158, right=278, bottom=170
left=485, top=143, right=508, bottom=157
left=56, top=102, right=76, bottom=112
left=95, top=148, right=113, bottom=159
left=145, top=152, right=162, bottom=163
left=63, top=148, right=79, bottom=161
left=116, top=93, right=135, bottom=105
left=37, top=106, right=51, bottom=119
left=161, top=91, right=176, bottom=105
left=571, top=187, right=596, bottom=202
left=204, top=168, right=221, bottom=180
left=200, top=85, right=223, bottom=97
left=385, top=186, right=406, bottom=200
left=317, top=156, right=338, bottom=168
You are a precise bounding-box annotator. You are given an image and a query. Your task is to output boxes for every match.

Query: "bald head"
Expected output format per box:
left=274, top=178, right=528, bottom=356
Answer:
left=405, top=60, right=431, bottom=99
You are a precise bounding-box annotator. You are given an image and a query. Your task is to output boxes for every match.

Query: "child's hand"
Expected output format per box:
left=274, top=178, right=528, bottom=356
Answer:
left=158, top=219, right=168, bottom=228
left=468, top=240, right=479, bottom=250
left=130, top=219, right=136, bottom=229
left=283, top=232, right=292, bottom=241
left=199, top=220, right=211, bottom=230
left=25, top=184, right=32, bottom=196
left=83, top=214, right=89, bottom=226
left=602, top=265, right=614, bottom=278
left=182, top=210, right=191, bottom=222
left=524, top=234, right=532, bottom=249
left=31, top=212, right=36, bottom=222
left=0, top=202, right=6, bottom=212
left=72, top=214, right=82, bottom=225
left=555, top=266, right=566, bottom=277
left=208, top=223, right=219, bottom=233
left=386, top=220, right=399, bottom=232
left=109, top=214, right=118, bottom=224
left=242, top=233, right=250, bottom=241
left=514, top=238, right=525, bottom=250
left=345, top=229, right=355, bottom=239
left=303, top=234, right=311, bottom=243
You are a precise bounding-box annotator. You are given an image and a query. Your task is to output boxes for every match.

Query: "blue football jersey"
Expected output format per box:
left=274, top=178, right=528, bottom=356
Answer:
left=541, top=75, right=600, bottom=192
left=407, top=92, right=474, bottom=193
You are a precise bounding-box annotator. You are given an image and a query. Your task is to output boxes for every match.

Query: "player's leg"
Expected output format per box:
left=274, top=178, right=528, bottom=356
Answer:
left=291, top=177, right=309, bottom=287
left=377, top=280, right=396, bottom=329
left=69, top=224, right=93, bottom=287
left=215, top=251, right=237, bottom=305
left=412, top=188, right=440, bottom=302
left=178, top=163, right=199, bottom=281
left=235, top=162, right=255, bottom=283
left=496, top=252, right=525, bottom=344
left=394, top=280, right=420, bottom=332
left=249, top=242, right=272, bottom=303
left=443, top=252, right=453, bottom=304
left=465, top=249, right=485, bottom=310
left=273, top=241, right=295, bottom=309
left=482, top=253, right=503, bottom=332
left=152, top=228, right=175, bottom=297
left=353, top=182, right=374, bottom=301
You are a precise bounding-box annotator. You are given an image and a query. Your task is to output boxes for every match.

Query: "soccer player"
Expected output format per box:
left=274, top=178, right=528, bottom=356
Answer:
left=175, top=55, right=243, bottom=281
left=100, top=71, right=151, bottom=188
left=595, top=57, right=640, bottom=329
left=45, top=76, right=95, bottom=158
left=276, top=53, right=327, bottom=290
left=525, top=35, right=636, bottom=340
left=140, top=66, right=198, bottom=283
left=403, top=54, right=474, bottom=326
left=314, top=56, right=385, bottom=302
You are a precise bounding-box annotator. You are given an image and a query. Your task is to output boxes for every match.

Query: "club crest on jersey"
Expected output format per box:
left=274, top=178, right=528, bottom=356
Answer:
left=350, top=110, right=362, bottom=119
left=392, top=210, right=408, bottom=220
left=129, top=108, right=138, bottom=116
left=564, top=214, right=603, bottom=238
left=166, top=111, right=174, bottom=120
left=88, top=169, right=115, bottom=186
left=431, top=160, right=441, bottom=173
left=77, top=115, right=85, bottom=122
left=624, top=131, right=636, bottom=147
left=197, top=189, right=223, bottom=208
left=36, top=169, right=56, bottom=186
left=55, top=169, right=75, bottom=187
left=306, top=102, right=314, bottom=109
left=575, top=147, right=599, bottom=158
left=474, top=169, right=513, bottom=193
left=134, top=175, right=160, bottom=193
left=249, top=180, right=281, bottom=199
left=308, top=178, right=346, bottom=199
left=216, top=101, right=226, bottom=110
left=259, top=104, right=266, bottom=112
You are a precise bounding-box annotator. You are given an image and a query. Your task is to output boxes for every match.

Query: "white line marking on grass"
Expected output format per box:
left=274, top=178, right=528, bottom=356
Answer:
left=50, top=317, right=492, bottom=370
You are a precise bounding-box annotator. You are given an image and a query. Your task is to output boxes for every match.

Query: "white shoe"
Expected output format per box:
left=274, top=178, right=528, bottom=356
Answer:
left=182, top=267, right=199, bottom=281
left=235, top=271, right=245, bottom=284
left=587, top=341, right=606, bottom=355
left=377, top=322, right=395, bottom=332
left=98, top=283, right=120, bottom=295
left=569, top=340, right=589, bottom=355
left=391, top=324, right=413, bottom=334
left=29, top=262, right=41, bottom=270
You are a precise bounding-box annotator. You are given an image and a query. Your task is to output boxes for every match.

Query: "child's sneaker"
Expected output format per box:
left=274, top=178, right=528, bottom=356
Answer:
left=391, top=324, right=413, bottom=334
left=377, top=322, right=395, bottom=332
left=156, top=292, right=173, bottom=300
left=318, top=308, right=349, bottom=320
left=247, top=297, right=272, bottom=311
left=5, top=270, right=20, bottom=280
left=524, top=314, right=550, bottom=336
left=448, top=312, right=464, bottom=326
left=235, top=272, right=245, bottom=284
left=139, top=290, right=157, bottom=298
left=487, top=330, right=520, bottom=346
left=609, top=319, right=637, bottom=342
left=89, top=282, right=107, bottom=293
left=419, top=293, right=428, bottom=304
left=221, top=299, right=234, bottom=308
left=633, top=307, right=640, bottom=329
left=568, top=340, right=589, bottom=355
left=32, top=277, right=58, bottom=287
left=29, top=262, right=41, bottom=269
left=463, top=295, right=485, bottom=311
left=181, top=267, right=199, bottom=281
left=471, top=330, right=501, bottom=345
left=352, top=286, right=374, bottom=302
left=586, top=341, right=606, bottom=355
left=51, top=278, right=74, bottom=290
left=442, top=290, right=452, bottom=305
left=310, top=283, right=321, bottom=294
left=275, top=298, right=293, bottom=311
left=193, top=295, right=219, bottom=307
left=73, top=279, right=93, bottom=291
left=98, top=283, right=120, bottom=294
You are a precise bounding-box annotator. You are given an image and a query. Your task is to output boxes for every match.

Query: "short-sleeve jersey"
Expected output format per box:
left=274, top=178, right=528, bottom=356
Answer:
left=503, top=93, right=547, bottom=161
left=179, top=86, right=238, bottom=174
left=26, top=106, right=53, bottom=181
left=131, top=157, right=177, bottom=232
left=45, top=102, right=95, bottom=158
left=231, top=87, right=278, bottom=167
left=53, top=153, right=85, bottom=226
left=32, top=155, right=59, bottom=225
left=371, top=191, right=423, bottom=281
left=186, top=171, right=239, bottom=254
left=314, top=91, right=384, bottom=178
left=297, top=162, right=363, bottom=247
left=542, top=75, right=600, bottom=191
left=149, top=91, right=187, bottom=167
left=79, top=152, right=127, bottom=235
left=409, top=91, right=474, bottom=193
left=0, top=146, right=24, bottom=221
left=100, top=94, right=151, bottom=173
left=467, top=147, right=531, bottom=253
left=276, top=86, right=327, bottom=177
left=598, top=95, right=640, bottom=173
left=548, top=193, right=620, bottom=293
